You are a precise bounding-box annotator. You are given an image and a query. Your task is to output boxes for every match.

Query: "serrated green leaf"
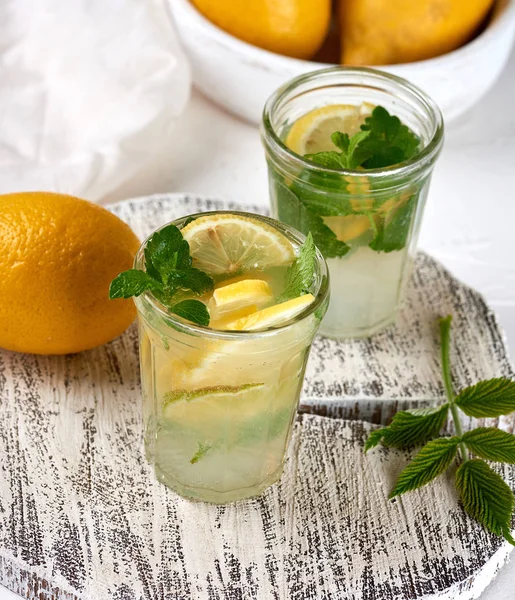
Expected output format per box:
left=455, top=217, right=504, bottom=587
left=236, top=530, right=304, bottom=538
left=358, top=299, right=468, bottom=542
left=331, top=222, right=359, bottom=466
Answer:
left=463, top=428, right=515, bottom=463
left=331, top=131, right=350, bottom=153
left=109, top=269, right=161, bottom=299
left=389, top=437, right=459, bottom=498
left=290, top=173, right=354, bottom=217
left=364, top=429, right=384, bottom=452
left=456, top=459, right=515, bottom=545
left=278, top=232, right=316, bottom=302
left=171, top=299, right=210, bottom=326
left=273, top=180, right=350, bottom=257
left=365, top=404, right=449, bottom=451
left=455, top=378, right=515, bottom=417
left=369, top=195, right=416, bottom=253
left=144, top=224, right=186, bottom=283
left=167, top=267, right=213, bottom=296
left=347, top=130, right=372, bottom=169
left=360, top=106, right=420, bottom=169
left=304, top=151, right=342, bottom=170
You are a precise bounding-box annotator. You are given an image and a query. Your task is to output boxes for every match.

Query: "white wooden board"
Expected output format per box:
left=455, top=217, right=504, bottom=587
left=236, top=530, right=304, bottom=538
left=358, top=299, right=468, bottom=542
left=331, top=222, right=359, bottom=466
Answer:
left=1, top=194, right=514, bottom=600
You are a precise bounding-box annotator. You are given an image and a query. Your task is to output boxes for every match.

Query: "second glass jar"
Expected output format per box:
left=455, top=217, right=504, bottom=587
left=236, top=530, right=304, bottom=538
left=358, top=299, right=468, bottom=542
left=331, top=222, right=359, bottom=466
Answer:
left=261, top=67, right=444, bottom=339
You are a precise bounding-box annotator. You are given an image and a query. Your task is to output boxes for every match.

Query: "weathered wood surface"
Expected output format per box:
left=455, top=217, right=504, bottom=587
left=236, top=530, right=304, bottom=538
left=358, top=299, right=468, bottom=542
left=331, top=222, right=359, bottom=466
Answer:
left=1, top=193, right=514, bottom=600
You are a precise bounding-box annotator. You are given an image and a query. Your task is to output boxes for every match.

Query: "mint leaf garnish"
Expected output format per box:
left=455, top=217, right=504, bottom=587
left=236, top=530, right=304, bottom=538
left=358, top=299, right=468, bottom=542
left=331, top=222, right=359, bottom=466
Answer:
left=462, top=428, right=515, bottom=463
left=109, top=270, right=160, bottom=299
left=389, top=437, right=459, bottom=498
left=359, top=106, right=420, bottom=169
left=276, top=106, right=421, bottom=259
left=331, top=131, right=350, bottom=153
left=456, top=460, right=515, bottom=545
left=303, top=151, right=342, bottom=170
left=305, top=106, right=420, bottom=172
left=109, top=223, right=214, bottom=326
left=275, top=181, right=349, bottom=258
left=455, top=379, right=515, bottom=417
left=171, top=299, right=210, bottom=327
left=167, top=267, right=214, bottom=296
left=366, top=314, right=515, bottom=546
left=279, top=232, right=316, bottom=302
left=369, top=195, right=416, bottom=253
left=365, top=404, right=449, bottom=452
left=144, top=224, right=191, bottom=283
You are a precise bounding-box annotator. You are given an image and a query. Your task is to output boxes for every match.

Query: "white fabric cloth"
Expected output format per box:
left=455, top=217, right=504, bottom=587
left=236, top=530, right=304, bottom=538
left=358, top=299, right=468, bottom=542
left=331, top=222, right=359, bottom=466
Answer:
left=0, top=0, right=190, bottom=201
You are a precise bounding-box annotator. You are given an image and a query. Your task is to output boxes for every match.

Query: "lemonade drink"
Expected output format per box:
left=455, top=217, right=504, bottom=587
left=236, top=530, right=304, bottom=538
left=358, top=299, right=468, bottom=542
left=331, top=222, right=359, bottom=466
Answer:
left=262, top=67, right=444, bottom=338
left=126, top=212, right=328, bottom=503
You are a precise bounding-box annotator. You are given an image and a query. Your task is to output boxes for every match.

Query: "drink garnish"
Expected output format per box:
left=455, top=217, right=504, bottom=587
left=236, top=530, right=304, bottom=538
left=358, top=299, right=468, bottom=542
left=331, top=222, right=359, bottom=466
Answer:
left=366, top=315, right=515, bottom=546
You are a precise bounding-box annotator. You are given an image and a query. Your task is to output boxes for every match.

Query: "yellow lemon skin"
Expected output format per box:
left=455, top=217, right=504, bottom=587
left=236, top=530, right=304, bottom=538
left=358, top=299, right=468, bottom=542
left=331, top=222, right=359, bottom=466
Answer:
left=191, top=0, right=331, bottom=60
left=340, top=0, right=495, bottom=65
left=0, top=192, right=140, bottom=355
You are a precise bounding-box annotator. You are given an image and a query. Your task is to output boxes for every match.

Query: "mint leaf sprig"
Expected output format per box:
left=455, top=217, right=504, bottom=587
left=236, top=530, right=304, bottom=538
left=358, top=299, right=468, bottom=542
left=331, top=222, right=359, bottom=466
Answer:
left=305, top=106, right=420, bottom=171
left=278, top=232, right=316, bottom=302
left=109, top=224, right=213, bottom=326
left=366, top=315, right=515, bottom=545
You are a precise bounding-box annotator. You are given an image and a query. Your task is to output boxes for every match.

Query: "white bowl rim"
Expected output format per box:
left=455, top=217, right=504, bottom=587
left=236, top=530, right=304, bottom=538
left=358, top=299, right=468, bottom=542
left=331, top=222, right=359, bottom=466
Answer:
left=170, top=0, right=515, bottom=71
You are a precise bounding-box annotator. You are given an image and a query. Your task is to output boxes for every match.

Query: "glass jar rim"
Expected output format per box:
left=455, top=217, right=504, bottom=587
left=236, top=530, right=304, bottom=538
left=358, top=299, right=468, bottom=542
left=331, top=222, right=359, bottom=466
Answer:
left=133, top=210, right=329, bottom=340
left=261, top=66, right=444, bottom=182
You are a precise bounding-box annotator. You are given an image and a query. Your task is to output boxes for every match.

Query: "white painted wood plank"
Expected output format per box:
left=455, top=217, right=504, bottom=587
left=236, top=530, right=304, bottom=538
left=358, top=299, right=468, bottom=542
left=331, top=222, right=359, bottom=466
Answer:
left=1, top=194, right=513, bottom=599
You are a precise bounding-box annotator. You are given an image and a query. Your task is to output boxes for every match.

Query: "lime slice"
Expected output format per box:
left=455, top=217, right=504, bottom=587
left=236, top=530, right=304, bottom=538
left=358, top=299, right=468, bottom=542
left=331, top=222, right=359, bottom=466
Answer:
left=286, top=103, right=373, bottom=156
left=224, top=293, right=315, bottom=331
left=181, top=214, right=295, bottom=275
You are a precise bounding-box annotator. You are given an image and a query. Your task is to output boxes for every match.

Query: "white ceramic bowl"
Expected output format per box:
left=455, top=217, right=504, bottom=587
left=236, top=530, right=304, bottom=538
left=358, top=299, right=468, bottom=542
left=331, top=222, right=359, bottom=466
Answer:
left=169, top=0, right=515, bottom=124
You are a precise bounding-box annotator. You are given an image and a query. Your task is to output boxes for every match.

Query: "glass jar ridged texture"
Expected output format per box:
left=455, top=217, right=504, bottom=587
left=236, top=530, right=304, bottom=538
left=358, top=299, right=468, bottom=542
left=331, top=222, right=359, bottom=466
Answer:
left=262, top=67, right=444, bottom=338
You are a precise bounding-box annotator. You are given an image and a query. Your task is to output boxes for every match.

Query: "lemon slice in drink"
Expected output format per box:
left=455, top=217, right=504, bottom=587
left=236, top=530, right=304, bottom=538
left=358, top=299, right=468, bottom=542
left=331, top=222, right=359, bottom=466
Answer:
left=286, top=103, right=373, bottom=156
left=181, top=214, right=295, bottom=275
left=225, top=294, right=315, bottom=331
left=163, top=383, right=266, bottom=428
left=212, top=279, right=273, bottom=313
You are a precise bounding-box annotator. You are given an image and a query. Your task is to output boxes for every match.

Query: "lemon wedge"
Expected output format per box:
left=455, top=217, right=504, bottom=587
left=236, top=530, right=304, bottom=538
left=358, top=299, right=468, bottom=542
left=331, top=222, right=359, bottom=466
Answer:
left=212, top=279, right=273, bottom=313
left=181, top=214, right=295, bottom=275
left=322, top=214, right=372, bottom=243
left=225, top=294, right=315, bottom=331
left=286, top=103, right=373, bottom=156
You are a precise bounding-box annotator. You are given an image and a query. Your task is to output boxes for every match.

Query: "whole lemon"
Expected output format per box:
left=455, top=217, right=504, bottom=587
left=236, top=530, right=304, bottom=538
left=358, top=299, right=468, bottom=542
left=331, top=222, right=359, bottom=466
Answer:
left=0, top=192, right=140, bottom=355
left=340, top=0, right=495, bottom=65
left=191, top=0, right=331, bottom=60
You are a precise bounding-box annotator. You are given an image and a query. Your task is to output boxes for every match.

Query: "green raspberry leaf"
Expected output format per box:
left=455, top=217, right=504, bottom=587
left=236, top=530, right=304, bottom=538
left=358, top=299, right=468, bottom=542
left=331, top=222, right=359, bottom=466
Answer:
left=390, top=437, right=459, bottom=498
left=364, top=429, right=385, bottom=452
left=366, top=404, right=449, bottom=452
left=279, top=232, right=316, bottom=302
left=463, top=428, right=515, bottom=463
left=109, top=270, right=161, bottom=299
left=456, top=459, right=515, bottom=545
left=171, top=299, right=210, bottom=326
left=455, top=378, right=515, bottom=417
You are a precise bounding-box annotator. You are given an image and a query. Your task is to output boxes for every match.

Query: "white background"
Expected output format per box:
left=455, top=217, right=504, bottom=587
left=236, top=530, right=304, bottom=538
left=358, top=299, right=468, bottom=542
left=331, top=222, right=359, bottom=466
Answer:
left=2, top=42, right=515, bottom=600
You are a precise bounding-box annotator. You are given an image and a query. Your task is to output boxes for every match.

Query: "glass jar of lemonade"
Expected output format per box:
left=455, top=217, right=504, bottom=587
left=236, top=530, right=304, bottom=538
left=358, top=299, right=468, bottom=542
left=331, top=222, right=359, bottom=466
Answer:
left=262, top=67, right=444, bottom=338
left=130, top=212, right=329, bottom=503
